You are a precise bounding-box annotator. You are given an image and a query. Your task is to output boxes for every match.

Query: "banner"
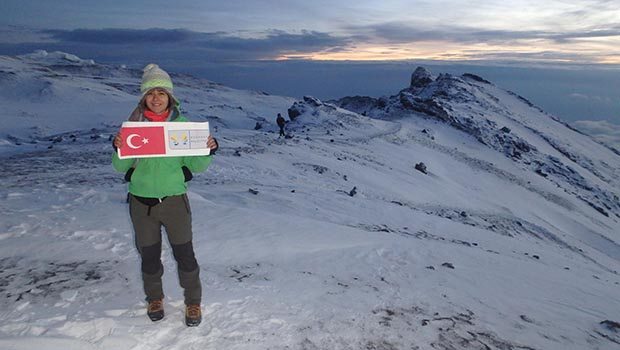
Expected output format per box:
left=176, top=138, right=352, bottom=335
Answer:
left=117, top=121, right=210, bottom=159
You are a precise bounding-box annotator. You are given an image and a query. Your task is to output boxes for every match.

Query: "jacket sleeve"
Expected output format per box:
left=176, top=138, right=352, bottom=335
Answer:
left=182, top=155, right=213, bottom=173
left=112, top=152, right=136, bottom=173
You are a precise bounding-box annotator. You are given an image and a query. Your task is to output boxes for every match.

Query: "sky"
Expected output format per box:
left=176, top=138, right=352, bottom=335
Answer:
left=1, top=0, right=619, bottom=125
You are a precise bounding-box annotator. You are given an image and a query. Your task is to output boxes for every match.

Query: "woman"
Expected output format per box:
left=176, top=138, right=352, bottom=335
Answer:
left=112, top=64, right=218, bottom=327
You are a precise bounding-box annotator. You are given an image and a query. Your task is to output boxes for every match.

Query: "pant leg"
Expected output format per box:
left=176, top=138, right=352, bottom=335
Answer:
left=157, top=194, right=202, bottom=305
left=129, top=194, right=165, bottom=302
left=172, top=241, right=202, bottom=305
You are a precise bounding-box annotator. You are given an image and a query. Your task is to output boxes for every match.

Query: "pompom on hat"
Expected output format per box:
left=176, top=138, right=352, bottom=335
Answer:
left=140, top=63, right=178, bottom=105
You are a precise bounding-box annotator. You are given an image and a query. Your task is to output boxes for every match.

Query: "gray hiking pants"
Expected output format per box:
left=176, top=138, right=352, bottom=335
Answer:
left=129, top=193, right=202, bottom=305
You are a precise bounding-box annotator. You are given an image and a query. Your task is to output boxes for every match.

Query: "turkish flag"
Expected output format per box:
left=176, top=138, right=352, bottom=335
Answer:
left=118, top=125, right=166, bottom=158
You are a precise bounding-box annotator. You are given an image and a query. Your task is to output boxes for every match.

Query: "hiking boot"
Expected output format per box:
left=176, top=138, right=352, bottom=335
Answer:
left=185, top=304, right=202, bottom=327
left=147, top=299, right=164, bottom=322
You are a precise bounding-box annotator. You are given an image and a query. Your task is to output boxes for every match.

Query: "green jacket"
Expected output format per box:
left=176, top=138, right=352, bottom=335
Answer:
left=112, top=114, right=213, bottom=198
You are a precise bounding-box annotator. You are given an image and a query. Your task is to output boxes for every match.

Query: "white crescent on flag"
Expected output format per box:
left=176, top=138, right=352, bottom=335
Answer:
left=126, top=134, right=142, bottom=149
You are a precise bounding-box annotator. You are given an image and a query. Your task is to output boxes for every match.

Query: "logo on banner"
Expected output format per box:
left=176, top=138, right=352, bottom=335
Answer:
left=168, top=130, right=209, bottom=150
left=169, top=131, right=190, bottom=149
left=119, top=126, right=166, bottom=157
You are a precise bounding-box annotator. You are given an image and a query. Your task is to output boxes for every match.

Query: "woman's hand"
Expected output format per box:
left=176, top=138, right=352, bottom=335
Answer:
left=113, top=132, right=123, bottom=150
left=207, top=135, right=219, bottom=154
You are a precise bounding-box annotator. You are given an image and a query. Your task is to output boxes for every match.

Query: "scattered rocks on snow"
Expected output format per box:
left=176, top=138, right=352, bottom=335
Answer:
left=348, top=186, right=357, bottom=197
left=523, top=253, right=541, bottom=260
left=441, top=262, right=455, bottom=269
left=420, top=128, right=436, bottom=140
left=293, top=162, right=329, bottom=174
left=415, top=162, right=428, bottom=174
left=0, top=258, right=115, bottom=303
left=597, top=320, right=620, bottom=344
left=600, top=320, right=620, bottom=332
left=535, top=168, right=548, bottom=177
left=520, top=314, right=535, bottom=323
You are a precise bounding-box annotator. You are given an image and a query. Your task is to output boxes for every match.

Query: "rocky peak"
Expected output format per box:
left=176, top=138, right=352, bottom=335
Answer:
left=410, top=67, right=434, bottom=89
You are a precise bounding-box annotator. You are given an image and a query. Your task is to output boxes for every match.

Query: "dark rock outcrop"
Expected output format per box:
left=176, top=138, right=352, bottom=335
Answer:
left=415, top=162, right=428, bottom=174
left=410, top=66, right=434, bottom=90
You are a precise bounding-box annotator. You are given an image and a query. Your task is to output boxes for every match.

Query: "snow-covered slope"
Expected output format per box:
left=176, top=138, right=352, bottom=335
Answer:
left=0, top=50, right=295, bottom=146
left=333, top=67, right=620, bottom=225
left=0, top=52, right=619, bottom=350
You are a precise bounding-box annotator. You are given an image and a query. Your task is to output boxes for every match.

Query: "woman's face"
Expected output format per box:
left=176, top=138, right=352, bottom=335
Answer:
left=144, top=89, right=170, bottom=114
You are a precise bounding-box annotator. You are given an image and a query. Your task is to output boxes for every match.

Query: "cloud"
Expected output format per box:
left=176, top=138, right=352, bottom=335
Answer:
left=548, top=25, right=620, bottom=43
left=457, top=49, right=614, bottom=64
left=9, top=28, right=350, bottom=61
left=344, top=21, right=620, bottom=46
left=572, top=120, right=620, bottom=150
left=0, top=25, right=55, bottom=44
left=1, top=25, right=619, bottom=66
left=569, top=93, right=613, bottom=103
left=346, top=22, right=545, bottom=44
left=44, top=28, right=196, bottom=44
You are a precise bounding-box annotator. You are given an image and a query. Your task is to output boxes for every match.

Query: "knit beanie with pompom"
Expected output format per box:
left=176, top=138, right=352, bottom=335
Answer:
left=140, top=63, right=178, bottom=105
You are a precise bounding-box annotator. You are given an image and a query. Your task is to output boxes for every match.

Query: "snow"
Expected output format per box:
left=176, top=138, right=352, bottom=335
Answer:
left=0, top=52, right=619, bottom=349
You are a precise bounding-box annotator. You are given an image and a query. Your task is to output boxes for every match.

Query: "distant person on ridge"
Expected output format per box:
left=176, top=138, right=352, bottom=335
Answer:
left=111, top=64, right=218, bottom=327
left=276, top=113, right=286, bottom=137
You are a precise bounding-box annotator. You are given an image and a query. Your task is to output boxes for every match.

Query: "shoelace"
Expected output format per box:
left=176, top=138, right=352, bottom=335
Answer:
left=186, top=304, right=201, bottom=318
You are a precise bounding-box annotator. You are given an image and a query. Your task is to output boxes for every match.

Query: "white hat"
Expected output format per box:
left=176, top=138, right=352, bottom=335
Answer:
left=140, top=63, right=178, bottom=104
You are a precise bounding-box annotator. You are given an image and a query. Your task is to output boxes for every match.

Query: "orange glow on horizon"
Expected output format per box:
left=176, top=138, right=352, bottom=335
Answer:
left=275, top=39, right=620, bottom=65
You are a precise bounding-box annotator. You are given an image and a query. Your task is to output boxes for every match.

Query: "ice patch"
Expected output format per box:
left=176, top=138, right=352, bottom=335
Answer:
left=56, top=318, right=117, bottom=343
left=104, top=309, right=128, bottom=317
left=0, top=337, right=99, bottom=350
left=60, top=290, right=79, bottom=302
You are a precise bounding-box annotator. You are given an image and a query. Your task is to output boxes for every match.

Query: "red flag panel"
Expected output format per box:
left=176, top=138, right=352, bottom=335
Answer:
left=119, top=126, right=166, bottom=157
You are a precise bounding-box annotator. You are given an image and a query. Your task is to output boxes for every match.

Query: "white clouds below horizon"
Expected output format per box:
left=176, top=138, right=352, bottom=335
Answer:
left=573, top=119, right=620, bottom=150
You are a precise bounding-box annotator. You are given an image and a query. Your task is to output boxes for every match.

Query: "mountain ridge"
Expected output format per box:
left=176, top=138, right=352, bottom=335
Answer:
left=328, top=66, right=620, bottom=220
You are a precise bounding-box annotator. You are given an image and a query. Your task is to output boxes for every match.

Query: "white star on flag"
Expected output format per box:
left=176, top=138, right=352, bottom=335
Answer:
left=142, top=138, right=149, bottom=144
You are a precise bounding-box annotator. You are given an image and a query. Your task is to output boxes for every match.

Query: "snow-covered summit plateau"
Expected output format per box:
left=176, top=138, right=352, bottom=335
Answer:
left=0, top=51, right=619, bottom=350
